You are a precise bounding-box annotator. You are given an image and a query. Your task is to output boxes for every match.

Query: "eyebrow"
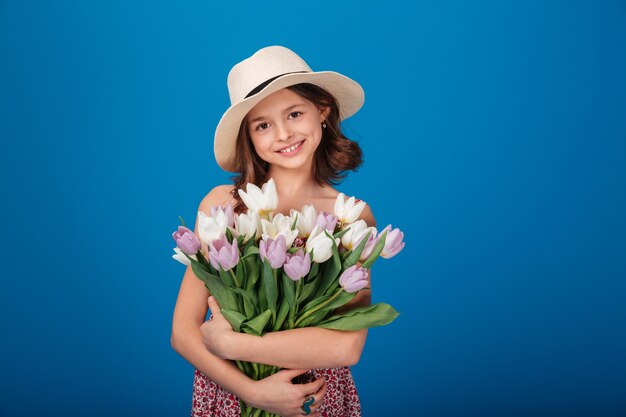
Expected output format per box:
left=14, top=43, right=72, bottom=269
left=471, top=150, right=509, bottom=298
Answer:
left=247, top=103, right=307, bottom=124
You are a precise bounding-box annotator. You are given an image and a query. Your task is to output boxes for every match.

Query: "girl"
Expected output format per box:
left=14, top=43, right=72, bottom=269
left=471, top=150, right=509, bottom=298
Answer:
left=171, top=45, right=376, bottom=417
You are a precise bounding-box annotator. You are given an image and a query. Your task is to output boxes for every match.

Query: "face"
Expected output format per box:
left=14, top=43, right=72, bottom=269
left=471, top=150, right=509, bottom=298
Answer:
left=245, top=88, right=327, bottom=171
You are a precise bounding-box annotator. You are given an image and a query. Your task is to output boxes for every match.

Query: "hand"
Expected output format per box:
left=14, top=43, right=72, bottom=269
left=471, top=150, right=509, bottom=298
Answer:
left=200, top=296, right=236, bottom=359
left=247, top=369, right=327, bottom=417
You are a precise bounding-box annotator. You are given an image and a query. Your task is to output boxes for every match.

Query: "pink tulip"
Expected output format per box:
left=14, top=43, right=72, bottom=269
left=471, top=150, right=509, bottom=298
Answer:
left=208, top=236, right=239, bottom=271
left=315, top=211, right=338, bottom=233
left=259, top=235, right=287, bottom=269
left=339, top=265, right=369, bottom=293
left=172, top=226, right=202, bottom=255
left=283, top=249, right=311, bottom=281
left=358, top=230, right=381, bottom=262
left=380, top=225, right=405, bottom=259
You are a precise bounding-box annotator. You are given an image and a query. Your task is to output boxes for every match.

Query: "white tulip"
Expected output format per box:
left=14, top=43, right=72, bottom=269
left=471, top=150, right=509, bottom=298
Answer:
left=306, top=225, right=340, bottom=263
left=233, top=211, right=262, bottom=242
left=238, top=178, right=278, bottom=218
left=334, top=193, right=367, bottom=224
left=172, top=247, right=196, bottom=266
left=197, top=209, right=228, bottom=246
left=261, top=213, right=299, bottom=248
left=341, top=220, right=374, bottom=250
left=290, top=204, right=318, bottom=237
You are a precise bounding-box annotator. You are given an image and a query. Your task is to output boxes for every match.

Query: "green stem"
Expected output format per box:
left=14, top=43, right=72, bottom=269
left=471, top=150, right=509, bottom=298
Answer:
left=294, top=288, right=343, bottom=327
left=229, top=268, right=240, bottom=287
left=295, top=279, right=303, bottom=306
left=252, top=362, right=259, bottom=380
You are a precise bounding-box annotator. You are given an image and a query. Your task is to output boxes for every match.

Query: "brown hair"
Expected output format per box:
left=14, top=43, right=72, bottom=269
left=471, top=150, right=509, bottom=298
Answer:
left=229, top=83, right=364, bottom=214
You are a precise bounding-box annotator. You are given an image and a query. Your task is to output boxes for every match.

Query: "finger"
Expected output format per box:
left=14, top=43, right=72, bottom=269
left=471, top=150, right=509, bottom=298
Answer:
left=300, top=376, right=325, bottom=395
left=310, top=381, right=327, bottom=410
left=276, top=368, right=310, bottom=381
left=207, top=296, right=221, bottom=315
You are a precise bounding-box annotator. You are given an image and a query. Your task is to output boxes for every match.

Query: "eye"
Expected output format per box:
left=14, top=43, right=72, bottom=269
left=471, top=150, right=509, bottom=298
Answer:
left=288, top=111, right=302, bottom=119
left=255, top=122, right=269, bottom=131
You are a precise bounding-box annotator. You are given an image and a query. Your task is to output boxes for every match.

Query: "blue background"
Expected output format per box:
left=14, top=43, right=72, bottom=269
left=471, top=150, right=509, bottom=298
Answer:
left=1, top=1, right=625, bottom=416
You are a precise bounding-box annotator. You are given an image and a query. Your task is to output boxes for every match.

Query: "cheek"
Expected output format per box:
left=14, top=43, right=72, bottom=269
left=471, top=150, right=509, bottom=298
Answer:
left=250, top=135, right=271, bottom=154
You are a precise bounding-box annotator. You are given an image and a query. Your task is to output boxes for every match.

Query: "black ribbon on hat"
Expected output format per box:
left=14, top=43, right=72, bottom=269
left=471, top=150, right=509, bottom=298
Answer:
left=244, top=71, right=308, bottom=99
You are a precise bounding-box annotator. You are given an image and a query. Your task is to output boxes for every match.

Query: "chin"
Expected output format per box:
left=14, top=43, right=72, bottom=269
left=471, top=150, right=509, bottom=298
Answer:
left=271, top=155, right=312, bottom=170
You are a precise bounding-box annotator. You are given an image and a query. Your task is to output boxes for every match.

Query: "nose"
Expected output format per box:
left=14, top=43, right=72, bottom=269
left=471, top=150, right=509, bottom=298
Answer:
left=275, top=121, right=293, bottom=142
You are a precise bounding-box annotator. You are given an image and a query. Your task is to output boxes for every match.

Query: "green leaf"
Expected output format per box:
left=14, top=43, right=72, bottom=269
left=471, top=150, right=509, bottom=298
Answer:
left=316, top=303, right=400, bottom=330
left=291, top=213, right=299, bottom=230
left=178, top=215, right=186, bottom=227
left=342, top=229, right=372, bottom=270
left=243, top=242, right=260, bottom=257
left=332, top=227, right=350, bottom=240
left=218, top=268, right=235, bottom=287
left=361, top=230, right=388, bottom=269
left=220, top=309, right=246, bottom=332
left=189, top=258, right=220, bottom=282
left=281, top=272, right=296, bottom=308
left=235, top=261, right=246, bottom=289
left=317, top=290, right=355, bottom=313
left=258, top=272, right=267, bottom=312
left=230, top=287, right=259, bottom=319
left=242, top=309, right=273, bottom=336
left=261, top=261, right=278, bottom=321
left=273, top=299, right=290, bottom=331
left=297, top=308, right=333, bottom=327
left=296, top=289, right=355, bottom=327
left=298, top=280, right=318, bottom=306
left=312, top=238, right=342, bottom=298
left=308, top=261, right=319, bottom=279
left=300, top=293, right=332, bottom=314
left=190, top=262, right=238, bottom=311
left=226, top=227, right=234, bottom=243
left=243, top=255, right=260, bottom=292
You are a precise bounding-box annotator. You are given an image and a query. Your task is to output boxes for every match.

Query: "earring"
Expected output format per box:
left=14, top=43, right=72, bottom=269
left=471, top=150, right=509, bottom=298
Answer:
left=322, top=122, right=327, bottom=129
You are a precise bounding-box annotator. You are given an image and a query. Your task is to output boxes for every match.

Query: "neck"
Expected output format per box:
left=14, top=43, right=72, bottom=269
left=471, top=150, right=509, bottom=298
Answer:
left=267, top=162, right=318, bottom=198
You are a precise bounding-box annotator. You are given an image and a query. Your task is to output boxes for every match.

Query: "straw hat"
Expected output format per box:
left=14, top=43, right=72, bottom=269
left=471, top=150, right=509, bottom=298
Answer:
left=213, top=45, right=365, bottom=172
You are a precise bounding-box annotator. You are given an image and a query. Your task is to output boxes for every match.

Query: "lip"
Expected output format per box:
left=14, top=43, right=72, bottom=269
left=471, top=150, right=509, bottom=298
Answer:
left=275, top=140, right=305, bottom=156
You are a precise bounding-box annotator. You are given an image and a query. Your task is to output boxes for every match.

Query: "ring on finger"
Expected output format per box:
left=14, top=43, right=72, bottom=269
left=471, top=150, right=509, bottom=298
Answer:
left=301, top=396, right=315, bottom=415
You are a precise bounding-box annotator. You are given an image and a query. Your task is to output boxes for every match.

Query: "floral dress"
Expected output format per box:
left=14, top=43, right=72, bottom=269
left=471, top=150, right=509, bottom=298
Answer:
left=191, top=367, right=362, bottom=417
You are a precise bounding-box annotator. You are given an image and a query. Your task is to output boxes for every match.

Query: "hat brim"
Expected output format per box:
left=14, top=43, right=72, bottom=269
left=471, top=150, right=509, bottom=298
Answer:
left=214, top=71, right=365, bottom=173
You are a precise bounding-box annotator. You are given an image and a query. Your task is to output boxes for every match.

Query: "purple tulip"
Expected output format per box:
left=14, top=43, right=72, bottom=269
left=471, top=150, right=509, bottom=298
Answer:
left=358, top=230, right=381, bottom=262
left=339, top=265, right=369, bottom=293
left=259, top=235, right=287, bottom=269
left=208, top=236, right=240, bottom=271
left=172, top=226, right=202, bottom=255
left=315, top=211, right=338, bottom=233
left=283, top=249, right=311, bottom=281
left=380, top=225, right=405, bottom=259
left=210, top=205, right=235, bottom=228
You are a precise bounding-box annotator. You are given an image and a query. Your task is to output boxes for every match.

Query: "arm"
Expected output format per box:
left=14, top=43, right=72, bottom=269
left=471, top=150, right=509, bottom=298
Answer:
left=205, top=286, right=371, bottom=369
left=172, top=266, right=257, bottom=397
left=171, top=187, right=258, bottom=401
left=202, top=204, right=377, bottom=369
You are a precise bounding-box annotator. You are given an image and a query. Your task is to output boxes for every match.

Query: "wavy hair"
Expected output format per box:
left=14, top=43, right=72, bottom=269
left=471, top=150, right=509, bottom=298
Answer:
left=229, top=83, right=363, bottom=214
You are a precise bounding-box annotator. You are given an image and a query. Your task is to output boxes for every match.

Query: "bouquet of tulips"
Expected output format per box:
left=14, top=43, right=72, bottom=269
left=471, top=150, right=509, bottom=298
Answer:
left=172, top=179, right=404, bottom=417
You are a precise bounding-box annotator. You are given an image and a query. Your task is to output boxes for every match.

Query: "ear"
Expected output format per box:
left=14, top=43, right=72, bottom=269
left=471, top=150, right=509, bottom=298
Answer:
left=319, top=106, right=330, bottom=123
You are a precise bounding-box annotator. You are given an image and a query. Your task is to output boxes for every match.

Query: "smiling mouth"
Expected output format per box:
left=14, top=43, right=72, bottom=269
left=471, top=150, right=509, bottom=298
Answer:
left=276, top=140, right=304, bottom=154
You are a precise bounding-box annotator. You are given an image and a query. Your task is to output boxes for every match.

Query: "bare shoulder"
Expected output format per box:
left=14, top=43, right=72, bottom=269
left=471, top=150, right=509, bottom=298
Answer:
left=198, top=184, right=236, bottom=212
left=360, top=202, right=376, bottom=228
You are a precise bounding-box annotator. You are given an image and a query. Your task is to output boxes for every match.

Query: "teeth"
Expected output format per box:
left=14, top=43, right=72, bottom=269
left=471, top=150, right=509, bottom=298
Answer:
left=279, top=141, right=302, bottom=153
